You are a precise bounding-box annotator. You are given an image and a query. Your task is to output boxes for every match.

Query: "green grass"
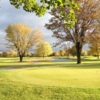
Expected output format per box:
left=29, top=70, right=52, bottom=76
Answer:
left=0, top=56, right=100, bottom=100
left=1, top=67, right=100, bottom=88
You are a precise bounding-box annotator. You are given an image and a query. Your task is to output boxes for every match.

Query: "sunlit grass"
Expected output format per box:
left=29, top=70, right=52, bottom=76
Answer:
left=0, top=56, right=100, bottom=100
left=1, top=67, right=100, bottom=88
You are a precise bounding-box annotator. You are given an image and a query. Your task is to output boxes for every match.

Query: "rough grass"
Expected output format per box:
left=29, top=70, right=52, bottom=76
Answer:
left=0, top=56, right=100, bottom=100
left=0, top=81, right=100, bottom=100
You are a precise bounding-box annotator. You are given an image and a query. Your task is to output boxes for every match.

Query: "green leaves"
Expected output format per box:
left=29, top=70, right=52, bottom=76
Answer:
left=9, top=0, right=79, bottom=26
left=9, top=0, right=78, bottom=15
left=36, top=42, right=53, bottom=57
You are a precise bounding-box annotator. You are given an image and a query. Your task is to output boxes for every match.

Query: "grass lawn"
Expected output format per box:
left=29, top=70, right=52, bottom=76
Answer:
left=0, top=56, right=100, bottom=100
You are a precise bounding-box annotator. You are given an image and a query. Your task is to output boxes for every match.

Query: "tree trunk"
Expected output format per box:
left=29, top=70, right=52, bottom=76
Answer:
left=76, top=42, right=82, bottom=64
left=19, top=55, right=23, bottom=62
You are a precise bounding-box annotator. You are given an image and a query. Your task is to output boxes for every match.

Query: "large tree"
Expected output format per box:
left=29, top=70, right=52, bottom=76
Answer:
left=35, top=42, right=52, bottom=58
left=5, top=23, right=43, bottom=62
left=45, top=0, right=100, bottom=64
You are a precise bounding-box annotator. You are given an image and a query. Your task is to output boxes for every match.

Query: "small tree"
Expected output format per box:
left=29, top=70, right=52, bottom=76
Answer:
left=88, top=34, right=100, bottom=59
left=2, top=51, right=9, bottom=57
left=25, top=52, right=31, bottom=57
left=9, top=50, right=15, bottom=57
left=65, top=47, right=70, bottom=58
left=36, top=42, right=52, bottom=58
left=69, top=45, right=77, bottom=57
left=53, top=51, right=60, bottom=57
left=5, top=23, right=43, bottom=62
left=59, top=50, right=65, bottom=56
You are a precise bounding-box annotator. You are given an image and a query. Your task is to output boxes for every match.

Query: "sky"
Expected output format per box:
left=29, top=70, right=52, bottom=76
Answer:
left=0, top=0, right=62, bottom=52
left=0, top=0, right=88, bottom=52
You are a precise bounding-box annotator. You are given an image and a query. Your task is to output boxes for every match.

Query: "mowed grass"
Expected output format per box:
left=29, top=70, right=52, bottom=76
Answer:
left=0, top=56, right=100, bottom=100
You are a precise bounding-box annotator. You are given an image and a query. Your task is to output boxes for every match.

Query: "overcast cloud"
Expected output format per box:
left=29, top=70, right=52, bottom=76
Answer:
left=0, top=0, right=62, bottom=52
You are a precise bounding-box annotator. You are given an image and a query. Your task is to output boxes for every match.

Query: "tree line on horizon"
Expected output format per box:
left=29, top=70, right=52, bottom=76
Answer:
left=0, top=43, right=99, bottom=59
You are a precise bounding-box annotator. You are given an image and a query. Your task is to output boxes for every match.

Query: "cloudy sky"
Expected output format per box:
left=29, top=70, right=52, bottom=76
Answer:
left=0, top=0, right=88, bottom=52
left=0, top=0, right=63, bottom=52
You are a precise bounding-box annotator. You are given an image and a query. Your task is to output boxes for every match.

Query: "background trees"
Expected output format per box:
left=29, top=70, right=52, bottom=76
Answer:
left=9, top=50, right=16, bottom=57
left=53, top=51, right=60, bottom=57
left=35, top=42, right=52, bottom=58
left=1, top=50, right=16, bottom=57
left=2, top=51, right=9, bottom=57
left=45, top=0, right=100, bottom=64
left=88, top=34, right=100, bottom=58
left=59, top=50, right=65, bottom=56
left=5, top=23, right=43, bottom=62
left=69, top=45, right=77, bottom=57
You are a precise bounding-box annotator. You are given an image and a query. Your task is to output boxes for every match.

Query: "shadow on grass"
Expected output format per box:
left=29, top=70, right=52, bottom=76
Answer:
left=82, top=58, right=100, bottom=61
left=0, top=57, right=100, bottom=70
left=0, top=61, right=100, bottom=70
left=0, top=61, right=32, bottom=63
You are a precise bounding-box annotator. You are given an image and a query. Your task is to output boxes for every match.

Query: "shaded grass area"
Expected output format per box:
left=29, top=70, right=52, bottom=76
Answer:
left=0, top=81, right=100, bottom=100
left=0, top=56, right=100, bottom=69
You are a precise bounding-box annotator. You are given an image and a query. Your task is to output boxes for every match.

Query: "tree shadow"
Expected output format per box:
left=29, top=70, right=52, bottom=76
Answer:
left=0, top=57, right=100, bottom=70
left=0, top=62, right=100, bottom=70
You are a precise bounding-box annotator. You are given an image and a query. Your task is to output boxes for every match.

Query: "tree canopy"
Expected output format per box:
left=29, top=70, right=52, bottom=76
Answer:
left=35, top=42, right=52, bottom=58
left=5, top=23, right=43, bottom=61
left=9, top=0, right=79, bottom=28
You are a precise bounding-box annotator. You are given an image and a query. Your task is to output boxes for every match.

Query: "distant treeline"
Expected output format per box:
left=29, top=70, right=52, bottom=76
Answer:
left=0, top=47, right=88, bottom=58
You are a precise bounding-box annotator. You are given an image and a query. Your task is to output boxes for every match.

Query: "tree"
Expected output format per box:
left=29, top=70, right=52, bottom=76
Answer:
left=88, top=34, right=100, bottom=59
left=9, top=0, right=78, bottom=28
left=5, top=23, right=43, bottom=62
left=69, top=45, right=77, bottom=57
left=65, top=47, right=70, bottom=58
left=81, top=49, right=87, bottom=56
left=53, top=51, right=60, bottom=56
left=9, top=50, right=15, bottom=57
left=2, top=51, right=9, bottom=57
left=59, top=50, right=65, bottom=56
left=35, top=42, right=52, bottom=58
left=25, top=51, right=31, bottom=57
left=45, top=0, right=100, bottom=64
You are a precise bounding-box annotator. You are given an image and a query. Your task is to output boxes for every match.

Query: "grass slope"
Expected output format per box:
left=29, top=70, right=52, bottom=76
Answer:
left=0, top=82, right=100, bottom=100
left=0, top=56, right=100, bottom=100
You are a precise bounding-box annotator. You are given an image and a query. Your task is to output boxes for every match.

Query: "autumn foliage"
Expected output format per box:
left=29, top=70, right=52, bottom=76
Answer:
left=5, top=24, right=43, bottom=62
